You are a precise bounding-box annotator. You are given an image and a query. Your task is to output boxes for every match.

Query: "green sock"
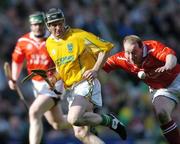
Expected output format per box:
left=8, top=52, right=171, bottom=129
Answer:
left=100, top=114, right=112, bottom=126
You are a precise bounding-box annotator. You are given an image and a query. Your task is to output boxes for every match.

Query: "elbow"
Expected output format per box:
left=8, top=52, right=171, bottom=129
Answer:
left=171, top=55, right=177, bottom=68
left=166, top=54, right=177, bottom=69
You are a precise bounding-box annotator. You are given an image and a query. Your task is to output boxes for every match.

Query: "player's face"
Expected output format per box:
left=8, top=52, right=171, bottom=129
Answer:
left=124, top=42, right=143, bottom=66
left=31, top=23, right=45, bottom=37
left=48, top=20, right=66, bottom=38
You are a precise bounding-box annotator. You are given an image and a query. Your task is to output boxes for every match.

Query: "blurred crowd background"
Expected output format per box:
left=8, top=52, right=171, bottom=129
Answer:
left=0, top=0, right=180, bottom=144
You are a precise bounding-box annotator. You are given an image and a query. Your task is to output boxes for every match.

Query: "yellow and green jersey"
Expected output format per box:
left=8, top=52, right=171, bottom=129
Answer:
left=46, top=28, right=114, bottom=87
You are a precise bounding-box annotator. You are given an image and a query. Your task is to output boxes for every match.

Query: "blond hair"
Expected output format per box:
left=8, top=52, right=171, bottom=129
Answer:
left=123, top=35, right=143, bottom=48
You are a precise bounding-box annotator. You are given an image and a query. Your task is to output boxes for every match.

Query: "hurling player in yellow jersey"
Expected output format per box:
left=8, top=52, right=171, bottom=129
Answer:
left=44, top=8, right=127, bottom=143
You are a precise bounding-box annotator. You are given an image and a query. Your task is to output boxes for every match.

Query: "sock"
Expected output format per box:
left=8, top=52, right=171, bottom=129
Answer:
left=100, top=114, right=112, bottom=126
left=160, top=120, right=180, bottom=144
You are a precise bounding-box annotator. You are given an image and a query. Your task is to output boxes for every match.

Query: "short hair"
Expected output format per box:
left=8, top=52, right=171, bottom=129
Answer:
left=123, top=35, right=143, bottom=48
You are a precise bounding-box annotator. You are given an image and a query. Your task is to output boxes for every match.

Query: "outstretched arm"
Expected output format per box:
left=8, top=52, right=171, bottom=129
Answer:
left=155, top=54, right=177, bottom=72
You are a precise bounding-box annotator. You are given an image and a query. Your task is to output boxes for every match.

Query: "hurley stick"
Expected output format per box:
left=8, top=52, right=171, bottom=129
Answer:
left=31, top=69, right=62, bottom=95
left=4, top=62, right=29, bottom=109
left=22, top=68, right=62, bottom=95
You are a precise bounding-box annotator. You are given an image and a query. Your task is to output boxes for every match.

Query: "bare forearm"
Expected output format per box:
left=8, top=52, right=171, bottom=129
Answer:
left=12, top=61, right=23, bottom=81
left=93, top=51, right=109, bottom=72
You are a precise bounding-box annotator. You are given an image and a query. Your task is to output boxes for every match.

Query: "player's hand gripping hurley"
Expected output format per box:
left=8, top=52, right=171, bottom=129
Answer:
left=22, top=68, right=62, bottom=96
left=4, top=62, right=29, bottom=109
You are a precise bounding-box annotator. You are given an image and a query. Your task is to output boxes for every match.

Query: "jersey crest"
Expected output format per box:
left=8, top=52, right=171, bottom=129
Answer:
left=67, top=43, right=73, bottom=52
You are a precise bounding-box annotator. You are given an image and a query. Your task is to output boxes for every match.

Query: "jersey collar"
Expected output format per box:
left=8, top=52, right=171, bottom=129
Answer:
left=142, top=44, right=147, bottom=58
left=49, top=26, right=70, bottom=42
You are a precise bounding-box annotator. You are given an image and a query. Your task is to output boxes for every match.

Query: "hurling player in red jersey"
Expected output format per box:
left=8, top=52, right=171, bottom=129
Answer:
left=8, top=12, right=68, bottom=144
left=103, top=35, right=180, bottom=144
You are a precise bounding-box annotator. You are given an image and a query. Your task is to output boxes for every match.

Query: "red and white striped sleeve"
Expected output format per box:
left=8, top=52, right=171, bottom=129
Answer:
left=151, top=41, right=176, bottom=62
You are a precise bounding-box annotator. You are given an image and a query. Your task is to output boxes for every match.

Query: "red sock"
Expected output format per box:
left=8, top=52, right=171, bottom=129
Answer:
left=160, top=120, right=180, bottom=144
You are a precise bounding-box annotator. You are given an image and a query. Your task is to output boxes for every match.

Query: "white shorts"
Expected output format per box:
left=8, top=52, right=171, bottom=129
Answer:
left=32, top=80, right=64, bottom=98
left=150, top=74, right=180, bottom=103
left=66, top=79, right=102, bottom=108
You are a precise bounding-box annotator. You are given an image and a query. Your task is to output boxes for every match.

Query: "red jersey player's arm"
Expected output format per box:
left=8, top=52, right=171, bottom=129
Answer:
left=151, top=41, right=177, bottom=72
left=11, top=42, right=25, bottom=81
left=151, top=41, right=176, bottom=62
left=103, top=55, right=118, bottom=73
left=11, top=61, right=23, bottom=81
left=164, top=54, right=177, bottom=70
left=155, top=54, right=177, bottom=73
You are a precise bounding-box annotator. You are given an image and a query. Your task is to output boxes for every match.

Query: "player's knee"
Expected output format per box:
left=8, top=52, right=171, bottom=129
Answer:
left=29, top=105, right=42, bottom=119
left=155, top=108, right=170, bottom=124
left=67, top=115, right=81, bottom=126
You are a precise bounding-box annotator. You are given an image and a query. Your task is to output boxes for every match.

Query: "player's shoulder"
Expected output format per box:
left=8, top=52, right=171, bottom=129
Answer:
left=70, top=28, right=87, bottom=36
left=143, top=40, right=161, bottom=46
left=46, top=35, right=53, bottom=46
left=143, top=40, right=164, bottom=52
left=17, top=32, right=30, bottom=43
left=114, top=51, right=124, bottom=57
left=71, top=28, right=86, bottom=33
left=110, top=51, right=125, bottom=59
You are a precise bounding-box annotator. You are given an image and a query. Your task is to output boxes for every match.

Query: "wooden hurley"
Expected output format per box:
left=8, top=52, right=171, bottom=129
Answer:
left=4, top=62, right=29, bottom=109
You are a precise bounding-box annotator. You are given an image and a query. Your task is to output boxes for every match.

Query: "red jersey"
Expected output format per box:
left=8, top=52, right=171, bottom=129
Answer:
left=12, top=32, right=54, bottom=81
left=103, top=40, right=180, bottom=89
